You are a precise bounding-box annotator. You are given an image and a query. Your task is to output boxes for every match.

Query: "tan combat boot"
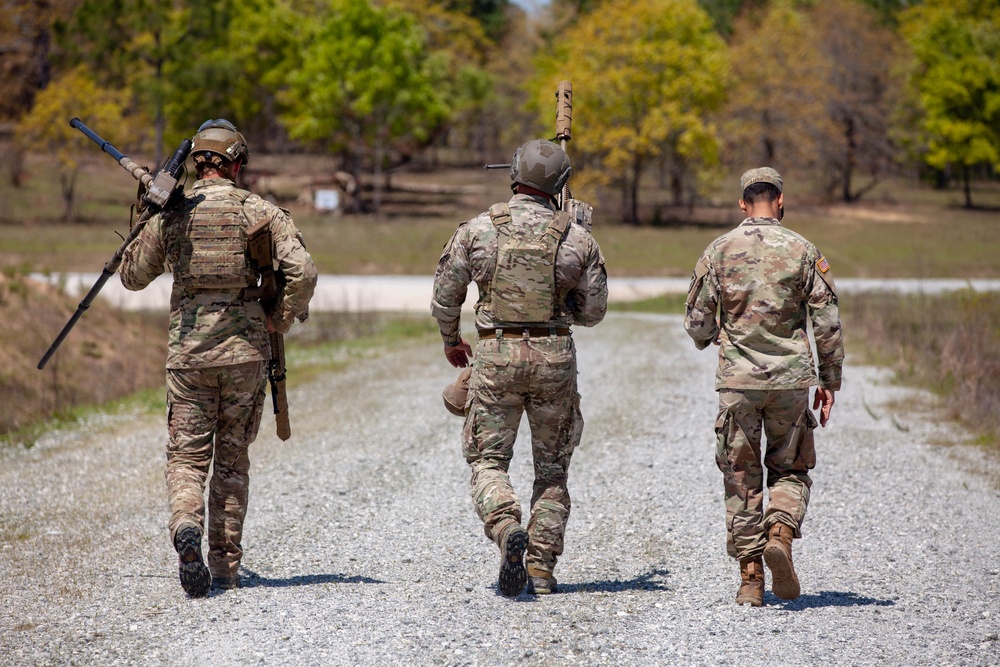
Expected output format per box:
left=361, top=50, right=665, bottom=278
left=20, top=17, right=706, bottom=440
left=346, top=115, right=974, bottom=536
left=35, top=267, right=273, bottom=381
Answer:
left=736, top=557, right=764, bottom=607
left=763, top=523, right=800, bottom=600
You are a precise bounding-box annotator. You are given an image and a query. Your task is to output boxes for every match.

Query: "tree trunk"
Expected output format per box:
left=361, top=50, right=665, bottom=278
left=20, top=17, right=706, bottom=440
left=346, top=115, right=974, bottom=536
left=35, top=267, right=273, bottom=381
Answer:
left=373, top=129, right=384, bottom=216
left=842, top=117, right=856, bottom=202
left=60, top=170, right=78, bottom=223
left=963, top=164, right=973, bottom=208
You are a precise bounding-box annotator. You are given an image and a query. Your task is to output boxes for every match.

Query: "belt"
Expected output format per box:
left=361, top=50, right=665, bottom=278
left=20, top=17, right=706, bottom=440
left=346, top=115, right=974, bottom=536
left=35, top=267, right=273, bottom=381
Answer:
left=478, top=327, right=571, bottom=339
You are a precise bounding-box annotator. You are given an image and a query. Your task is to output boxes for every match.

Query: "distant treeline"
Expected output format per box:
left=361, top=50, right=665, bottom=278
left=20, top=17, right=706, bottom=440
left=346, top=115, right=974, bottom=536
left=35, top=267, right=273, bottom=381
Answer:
left=1, top=0, right=997, bottom=221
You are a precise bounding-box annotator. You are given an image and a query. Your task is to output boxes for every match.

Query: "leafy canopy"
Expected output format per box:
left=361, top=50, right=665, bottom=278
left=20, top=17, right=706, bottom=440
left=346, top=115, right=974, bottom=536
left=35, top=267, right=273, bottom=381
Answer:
left=280, top=0, right=451, bottom=153
left=900, top=0, right=1000, bottom=172
left=534, top=0, right=728, bottom=220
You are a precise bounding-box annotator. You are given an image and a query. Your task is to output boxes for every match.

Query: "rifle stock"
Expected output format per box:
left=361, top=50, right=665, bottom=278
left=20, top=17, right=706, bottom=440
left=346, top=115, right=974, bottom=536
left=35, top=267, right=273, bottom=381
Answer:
left=37, top=120, right=192, bottom=370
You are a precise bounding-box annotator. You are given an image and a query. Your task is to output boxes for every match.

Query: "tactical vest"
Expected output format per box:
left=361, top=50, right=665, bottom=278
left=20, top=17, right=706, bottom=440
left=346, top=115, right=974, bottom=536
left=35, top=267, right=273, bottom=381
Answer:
left=172, top=188, right=257, bottom=290
left=487, top=202, right=570, bottom=323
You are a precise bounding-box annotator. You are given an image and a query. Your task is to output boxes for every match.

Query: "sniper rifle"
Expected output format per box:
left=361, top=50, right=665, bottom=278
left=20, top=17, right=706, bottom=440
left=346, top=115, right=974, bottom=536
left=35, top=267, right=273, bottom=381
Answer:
left=37, top=119, right=192, bottom=370
left=484, top=80, right=592, bottom=230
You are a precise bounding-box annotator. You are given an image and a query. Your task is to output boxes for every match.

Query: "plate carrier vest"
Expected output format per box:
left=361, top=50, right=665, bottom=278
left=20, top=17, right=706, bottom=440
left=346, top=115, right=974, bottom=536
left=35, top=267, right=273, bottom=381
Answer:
left=487, top=202, right=570, bottom=323
left=172, top=188, right=258, bottom=290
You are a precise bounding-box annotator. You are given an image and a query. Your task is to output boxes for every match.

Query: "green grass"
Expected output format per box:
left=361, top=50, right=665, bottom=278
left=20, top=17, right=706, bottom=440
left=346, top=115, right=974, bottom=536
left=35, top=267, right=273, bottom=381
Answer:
left=3, top=150, right=999, bottom=278
left=608, top=293, right=687, bottom=313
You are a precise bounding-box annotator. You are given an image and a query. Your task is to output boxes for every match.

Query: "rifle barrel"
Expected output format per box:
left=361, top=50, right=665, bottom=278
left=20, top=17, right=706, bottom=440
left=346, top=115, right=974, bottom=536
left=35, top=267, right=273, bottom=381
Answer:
left=69, top=117, right=153, bottom=188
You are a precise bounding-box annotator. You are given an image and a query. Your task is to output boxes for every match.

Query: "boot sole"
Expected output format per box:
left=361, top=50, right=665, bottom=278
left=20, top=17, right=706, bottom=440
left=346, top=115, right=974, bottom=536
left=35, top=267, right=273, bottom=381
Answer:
left=180, top=561, right=212, bottom=598
left=763, top=544, right=800, bottom=600
left=176, top=530, right=211, bottom=598
left=498, top=530, right=528, bottom=597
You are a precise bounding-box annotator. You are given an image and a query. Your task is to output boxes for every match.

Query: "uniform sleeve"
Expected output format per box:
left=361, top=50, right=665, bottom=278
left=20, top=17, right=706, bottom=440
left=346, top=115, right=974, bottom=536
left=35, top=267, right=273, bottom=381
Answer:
left=684, top=251, right=720, bottom=350
left=271, top=207, right=317, bottom=330
left=570, top=238, right=608, bottom=327
left=119, top=214, right=166, bottom=291
left=807, top=252, right=844, bottom=391
left=430, top=225, right=471, bottom=344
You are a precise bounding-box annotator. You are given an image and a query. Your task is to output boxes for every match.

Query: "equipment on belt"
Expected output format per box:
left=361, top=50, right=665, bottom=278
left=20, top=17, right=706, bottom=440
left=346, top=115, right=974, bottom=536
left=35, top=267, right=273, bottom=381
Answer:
left=442, top=367, right=473, bottom=417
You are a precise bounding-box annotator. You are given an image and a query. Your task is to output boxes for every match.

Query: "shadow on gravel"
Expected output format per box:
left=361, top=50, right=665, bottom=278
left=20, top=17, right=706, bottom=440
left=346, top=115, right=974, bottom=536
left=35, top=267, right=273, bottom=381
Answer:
left=769, top=590, right=895, bottom=609
left=238, top=568, right=385, bottom=588
left=557, top=568, right=670, bottom=595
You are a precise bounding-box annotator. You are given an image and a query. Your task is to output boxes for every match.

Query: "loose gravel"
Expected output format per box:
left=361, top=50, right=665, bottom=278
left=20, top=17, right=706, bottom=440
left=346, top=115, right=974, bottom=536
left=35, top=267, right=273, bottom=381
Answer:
left=2, top=313, right=998, bottom=666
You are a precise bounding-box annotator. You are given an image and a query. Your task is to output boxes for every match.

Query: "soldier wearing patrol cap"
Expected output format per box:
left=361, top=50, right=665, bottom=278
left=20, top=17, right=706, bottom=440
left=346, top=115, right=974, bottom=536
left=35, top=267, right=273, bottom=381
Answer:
left=431, top=138, right=608, bottom=597
left=684, top=167, right=844, bottom=607
left=120, top=119, right=317, bottom=597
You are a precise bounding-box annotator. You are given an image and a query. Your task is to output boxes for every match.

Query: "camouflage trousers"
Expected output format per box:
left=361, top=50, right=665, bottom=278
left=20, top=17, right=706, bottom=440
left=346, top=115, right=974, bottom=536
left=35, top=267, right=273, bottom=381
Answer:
left=714, top=388, right=818, bottom=561
left=165, top=361, right=266, bottom=579
left=463, top=335, right=584, bottom=577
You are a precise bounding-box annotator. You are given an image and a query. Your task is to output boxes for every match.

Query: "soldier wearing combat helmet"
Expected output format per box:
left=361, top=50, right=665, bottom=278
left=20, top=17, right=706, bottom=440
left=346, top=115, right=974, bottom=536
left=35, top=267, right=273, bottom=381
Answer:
left=120, top=119, right=317, bottom=597
left=684, top=167, right=844, bottom=607
left=431, top=138, right=608, bottom=597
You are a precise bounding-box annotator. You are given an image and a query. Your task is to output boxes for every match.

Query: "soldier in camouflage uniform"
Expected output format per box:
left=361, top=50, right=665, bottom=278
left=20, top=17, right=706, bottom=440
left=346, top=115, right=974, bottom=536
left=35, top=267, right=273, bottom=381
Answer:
left=120, top=119, right=317, bottom=597
left=684, top=167, right=844, bottom=607
left=431, top=139, right=608, bottom=597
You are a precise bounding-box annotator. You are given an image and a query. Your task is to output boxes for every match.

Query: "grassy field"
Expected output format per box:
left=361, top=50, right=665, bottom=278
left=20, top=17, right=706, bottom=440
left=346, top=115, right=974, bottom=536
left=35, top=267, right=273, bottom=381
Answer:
left=3, top=151, right=999, bottom=278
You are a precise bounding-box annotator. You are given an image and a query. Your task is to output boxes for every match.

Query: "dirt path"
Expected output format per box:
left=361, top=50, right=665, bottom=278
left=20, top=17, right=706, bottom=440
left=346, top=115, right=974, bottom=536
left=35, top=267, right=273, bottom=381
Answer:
left=1, top=314, right=998, bottom=666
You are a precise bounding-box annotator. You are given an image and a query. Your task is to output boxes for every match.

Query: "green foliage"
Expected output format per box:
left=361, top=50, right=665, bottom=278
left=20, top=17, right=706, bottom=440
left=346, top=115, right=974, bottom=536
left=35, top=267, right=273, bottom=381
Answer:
left=899, top=0, right=1000, bottom=206
left=280, top=0, right=452, bottom=211
left=162, top=0, right=303, bottom=145
left=534, top=0, right=729, bottom=223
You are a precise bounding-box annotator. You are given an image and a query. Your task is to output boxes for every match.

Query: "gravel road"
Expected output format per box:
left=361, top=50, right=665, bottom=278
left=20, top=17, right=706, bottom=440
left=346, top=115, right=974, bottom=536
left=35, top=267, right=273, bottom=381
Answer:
left=2, top=313, right=998, bottom=666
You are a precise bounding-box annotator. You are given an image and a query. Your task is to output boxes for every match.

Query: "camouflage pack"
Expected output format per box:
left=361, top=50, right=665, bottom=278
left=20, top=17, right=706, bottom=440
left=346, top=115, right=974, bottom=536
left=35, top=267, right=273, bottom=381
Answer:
left=488, top=202, right=570, bottom=323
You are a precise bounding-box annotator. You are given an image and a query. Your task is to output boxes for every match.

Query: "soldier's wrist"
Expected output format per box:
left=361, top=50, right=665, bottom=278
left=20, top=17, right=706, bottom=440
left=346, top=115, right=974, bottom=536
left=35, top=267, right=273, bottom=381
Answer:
left=444, top=338, right=461, bottom=347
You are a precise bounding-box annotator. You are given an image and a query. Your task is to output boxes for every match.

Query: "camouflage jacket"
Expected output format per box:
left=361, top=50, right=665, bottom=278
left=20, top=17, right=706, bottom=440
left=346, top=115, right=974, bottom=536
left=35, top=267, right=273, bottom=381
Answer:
left=684, top=216, right=844, bottom=391
left=120, top=177, right=317, bottom=370
left=431, top=193, right=608, bottom=343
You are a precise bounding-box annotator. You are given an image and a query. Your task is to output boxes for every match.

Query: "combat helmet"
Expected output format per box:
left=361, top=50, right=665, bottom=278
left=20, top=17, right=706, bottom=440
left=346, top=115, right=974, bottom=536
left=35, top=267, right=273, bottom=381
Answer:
left=192, top=118, right=249, bottom=167
left=442, top=367, right=472, bottom=417
left=509, top=139, right=571, bottom=197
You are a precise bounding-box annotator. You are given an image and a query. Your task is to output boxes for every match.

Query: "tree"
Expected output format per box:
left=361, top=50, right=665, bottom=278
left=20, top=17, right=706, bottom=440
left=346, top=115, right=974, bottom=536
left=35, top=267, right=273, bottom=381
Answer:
left=534, top=0, right=728, bottom=224
left=280, top=0, right=452, bottom=213
left=56, top=0, right=234, bottom=164
left=15, top=67, right=133, bottom=221
left=721, top=0, right=836, bottom=185
left=899, top=0, right=1000, bottom=208
left=384, top=0, right=500, bottom=161
left=162, top=0, right=307, bottom=151
left=811, top=0, right=901, bottom=202
left=0, top=0, right=79, bottom=186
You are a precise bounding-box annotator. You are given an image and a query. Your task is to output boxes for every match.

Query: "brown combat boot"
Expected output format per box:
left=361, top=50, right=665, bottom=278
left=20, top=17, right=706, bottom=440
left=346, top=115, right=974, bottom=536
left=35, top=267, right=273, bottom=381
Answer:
left=736, top=557, right=764, bottom=607
left=763, top=523, right=800, bottom=600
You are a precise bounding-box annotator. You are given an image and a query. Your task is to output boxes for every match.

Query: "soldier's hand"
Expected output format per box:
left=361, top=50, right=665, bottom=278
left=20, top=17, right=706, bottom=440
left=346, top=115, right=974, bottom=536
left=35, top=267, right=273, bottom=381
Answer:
left=813, top=388, right=835, bottom=427
left=267, top=314, right=291, bottom=334
left=444, top=339, right=472, bottom=368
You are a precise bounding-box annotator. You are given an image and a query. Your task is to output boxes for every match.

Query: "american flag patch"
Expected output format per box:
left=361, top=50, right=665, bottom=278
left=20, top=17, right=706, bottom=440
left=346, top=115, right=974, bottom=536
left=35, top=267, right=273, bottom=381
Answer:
left=817, top=256, right=830, bottom=273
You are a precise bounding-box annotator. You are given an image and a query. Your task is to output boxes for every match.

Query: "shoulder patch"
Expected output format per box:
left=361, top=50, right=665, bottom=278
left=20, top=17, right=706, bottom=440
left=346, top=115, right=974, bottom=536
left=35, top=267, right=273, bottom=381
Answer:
left=817, top=256, right=831, bottom=274
left=488, top=202, right=511, bottom=226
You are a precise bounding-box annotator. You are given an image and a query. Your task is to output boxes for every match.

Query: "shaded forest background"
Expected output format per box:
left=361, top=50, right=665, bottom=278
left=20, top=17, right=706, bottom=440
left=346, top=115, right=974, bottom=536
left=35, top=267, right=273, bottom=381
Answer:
left=2, top=0, right=998, bottom=224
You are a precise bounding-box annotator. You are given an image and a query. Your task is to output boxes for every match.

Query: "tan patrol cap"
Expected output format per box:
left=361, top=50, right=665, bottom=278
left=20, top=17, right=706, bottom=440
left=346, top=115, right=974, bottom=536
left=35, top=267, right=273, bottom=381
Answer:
left=442, top=367, right=473, bottom=417
left=740, top=167, right=782, bottom=194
